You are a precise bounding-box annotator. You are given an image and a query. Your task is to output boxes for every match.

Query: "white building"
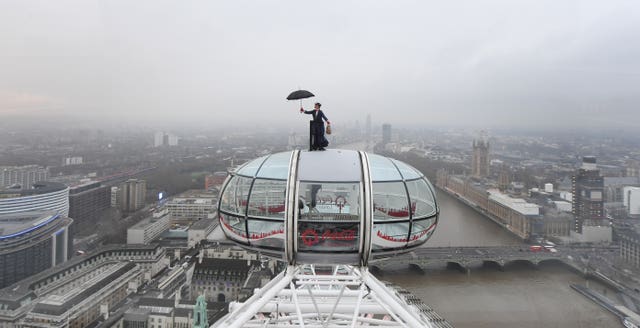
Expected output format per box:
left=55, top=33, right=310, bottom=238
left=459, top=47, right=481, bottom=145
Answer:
left=62, top=156, right=83, bottom=166
left=0, top=244, right=166, bottom=327
left=624, top=186, right=640, bottom=216
left=21, top=262, right=141, bottom=328
left=489, top=191, right=540, bottom=216
left=553, top=201, right=572, bottom=212
left=111, top=186, right=119, bottom=207
left=165, top=197, right=216, bottom=222
left=154, top=131, right=164, bottom=148
left=127, top=209, right=172, bottom=244
left=154, top=131, right=179, bottom=147
left=0, top=165, right=49, bottom=189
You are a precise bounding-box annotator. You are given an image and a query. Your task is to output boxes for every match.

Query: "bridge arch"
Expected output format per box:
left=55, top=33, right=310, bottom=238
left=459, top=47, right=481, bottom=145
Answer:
left=537, top=258, right=566, bottom=267
left=504, top=259, right=537, bottom=269
left=445, top=261, right=467, bottom=273
left=408, top=263, right=426, bottom=273
left=482, top=260, right=504, bottom=270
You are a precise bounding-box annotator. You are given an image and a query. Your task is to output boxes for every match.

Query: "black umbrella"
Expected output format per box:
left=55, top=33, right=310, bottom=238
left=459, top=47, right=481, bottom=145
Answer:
left=287, top=89, right=315, bottom=110
left=286, top=90, right=314, bottom=100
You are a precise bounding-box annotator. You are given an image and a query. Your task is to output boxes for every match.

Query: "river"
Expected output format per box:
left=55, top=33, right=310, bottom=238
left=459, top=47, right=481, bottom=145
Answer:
left=335, top=143, right=622, bottom=327
left=382, top=189, right=621, bottom=328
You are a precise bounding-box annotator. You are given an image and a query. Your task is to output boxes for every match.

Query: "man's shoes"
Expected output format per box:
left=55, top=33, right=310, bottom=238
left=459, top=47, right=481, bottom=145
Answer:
left=319, top=148, right=326, bottom=151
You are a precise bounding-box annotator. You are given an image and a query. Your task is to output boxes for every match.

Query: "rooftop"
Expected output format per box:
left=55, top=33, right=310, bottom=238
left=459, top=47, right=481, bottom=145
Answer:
left=0, top=211, right=61, bottom=239
left=0, top=181, right=67, bottom=197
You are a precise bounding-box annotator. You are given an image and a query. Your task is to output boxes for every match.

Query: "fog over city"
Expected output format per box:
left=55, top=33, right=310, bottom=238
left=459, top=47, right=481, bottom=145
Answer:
left=1, top=0, right=639, bottom=129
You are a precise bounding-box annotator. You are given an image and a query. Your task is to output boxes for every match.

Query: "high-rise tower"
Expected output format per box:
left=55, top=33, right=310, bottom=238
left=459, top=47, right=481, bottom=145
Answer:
left=118, top=179, right=147, bottom=212
left=572, top=156, right=605, bottom=233
left=382, top=123, right=391, bottom=144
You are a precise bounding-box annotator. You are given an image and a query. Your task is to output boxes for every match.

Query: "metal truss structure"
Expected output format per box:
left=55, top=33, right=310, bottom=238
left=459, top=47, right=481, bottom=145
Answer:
left=212, top=265, right=437, bottom=328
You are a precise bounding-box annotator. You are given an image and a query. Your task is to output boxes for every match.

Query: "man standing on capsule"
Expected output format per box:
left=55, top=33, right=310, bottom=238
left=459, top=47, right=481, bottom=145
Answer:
left=300, top=102, right=330, bottom=151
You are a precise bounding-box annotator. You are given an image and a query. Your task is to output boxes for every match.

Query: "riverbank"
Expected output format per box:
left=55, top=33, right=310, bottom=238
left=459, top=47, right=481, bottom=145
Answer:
left=435, top=185, right=530, bottom=241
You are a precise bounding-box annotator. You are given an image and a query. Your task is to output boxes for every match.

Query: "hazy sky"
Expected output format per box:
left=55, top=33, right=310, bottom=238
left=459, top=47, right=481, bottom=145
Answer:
left=1, top=1, right=639, bottom=128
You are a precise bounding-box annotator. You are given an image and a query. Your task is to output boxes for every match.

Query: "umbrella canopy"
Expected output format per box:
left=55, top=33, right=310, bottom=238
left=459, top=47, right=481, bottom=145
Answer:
left=287, top=90, right=315, bottom=100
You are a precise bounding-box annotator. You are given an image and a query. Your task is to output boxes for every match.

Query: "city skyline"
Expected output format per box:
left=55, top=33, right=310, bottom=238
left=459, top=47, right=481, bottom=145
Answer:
left=1, top=1, right=639, bottom=128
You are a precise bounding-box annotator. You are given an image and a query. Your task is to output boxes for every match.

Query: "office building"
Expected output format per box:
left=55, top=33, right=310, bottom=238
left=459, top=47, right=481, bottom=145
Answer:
left=127, top=209, right=171, bottom=244
left=572, top=157, right=605, bottom=233
left=68, top=181, right=111, bottom=233
left=62, top=156, right=83, bottom=166
left=381, top=123, right=391, bottom=144
left=0, top=212, right=73, bottom=288
left=0, top=244, right=166, bottom=326
left=111, top=186, right=119, bottom=207
left=624, top=186, right=640, bottom=216
left=365, top=114, right=372, bottom=141
left=0, top=165, right=49, bottom=189
left=572, top=156, right=611, bottom=242
left=165, top=195, right=216, bottom=223
left=154, top=131, right=179, bottom=147
left=21, top=262, right=141, bottom=328
left=0, top=182, right=69, bottom=217
left=118, top=179, right=147, bottom=212
left=619, top=228, right=640, bottom=268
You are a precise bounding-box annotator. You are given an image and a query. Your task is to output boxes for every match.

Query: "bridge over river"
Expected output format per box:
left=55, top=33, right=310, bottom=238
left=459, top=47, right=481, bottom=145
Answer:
left=369, top=246, right=605, bottom=274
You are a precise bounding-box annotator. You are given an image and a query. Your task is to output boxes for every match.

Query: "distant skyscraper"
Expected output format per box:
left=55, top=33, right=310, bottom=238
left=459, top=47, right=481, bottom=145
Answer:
left=154, top=131, right=179, bottom=147
left=0, top=165, right=49, bottom=189
left=382, top=123, right=391, bottom=144
left=287, top=132, right=298, bottom=150
left=365, top=114, right=371, bottom=139
left=472, top=132, right=490, bottom=179
left=154, top=131, right=164, bottom=147
left=118, top=179, right=147, bottom=212
left=572, top=156, right=605, bottom=233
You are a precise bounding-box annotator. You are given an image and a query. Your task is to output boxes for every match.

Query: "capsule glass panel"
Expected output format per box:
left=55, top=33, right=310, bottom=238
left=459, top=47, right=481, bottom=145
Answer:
left=236, top=155, right=268, bottom=177
left=405, top=178, right=437, bottom=218
left=219, top=176, right=252, bottom=216
left=391, top=159, right=422, bottom=180
left=219, top=213, right=248, bottom=244
left=247, top=180, right=286, bottom=218
left=372, top=221, right=410, bottom=250
left=407, top=217, right=437, bottom=246
left=255, top=152, right=291, bottom=180
left=372, top=182, right=410, bottom=221
left=298, top=182, right=360, bottom=253
left=246, top=219, right=285, bottom=250
left=369, top=154, right=402, bottom=181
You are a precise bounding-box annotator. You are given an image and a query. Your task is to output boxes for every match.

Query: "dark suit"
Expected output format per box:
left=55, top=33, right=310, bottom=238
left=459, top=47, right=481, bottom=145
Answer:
left=303, top=109, right=329, bottom=150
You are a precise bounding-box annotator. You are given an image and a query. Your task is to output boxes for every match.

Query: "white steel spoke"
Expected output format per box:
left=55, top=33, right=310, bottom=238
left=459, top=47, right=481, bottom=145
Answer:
left=211, top=265, right=436, bottom=328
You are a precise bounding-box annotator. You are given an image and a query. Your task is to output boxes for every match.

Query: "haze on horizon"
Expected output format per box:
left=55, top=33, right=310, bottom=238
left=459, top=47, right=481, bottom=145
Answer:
left=1, top=0, right=639, bottom=129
